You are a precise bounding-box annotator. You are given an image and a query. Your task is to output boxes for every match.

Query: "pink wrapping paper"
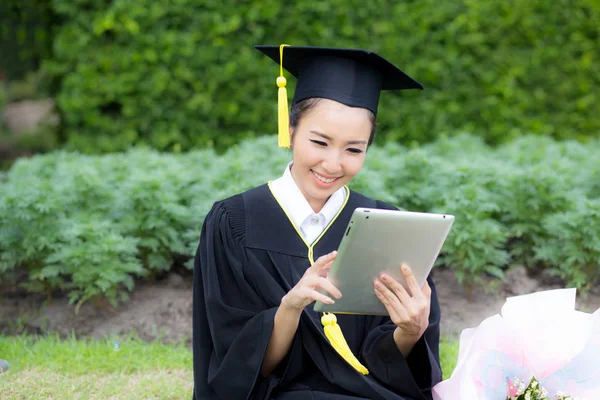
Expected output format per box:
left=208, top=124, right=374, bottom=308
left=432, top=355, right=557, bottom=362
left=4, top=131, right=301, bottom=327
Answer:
left=433, top=289, right=600, bottom=400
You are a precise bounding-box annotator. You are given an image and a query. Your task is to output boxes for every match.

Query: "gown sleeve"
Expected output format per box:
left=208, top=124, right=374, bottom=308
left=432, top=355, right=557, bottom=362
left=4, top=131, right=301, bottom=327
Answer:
left=360, top=275, right=443, bottom=400
left=192, top=199, right=281, bottom=400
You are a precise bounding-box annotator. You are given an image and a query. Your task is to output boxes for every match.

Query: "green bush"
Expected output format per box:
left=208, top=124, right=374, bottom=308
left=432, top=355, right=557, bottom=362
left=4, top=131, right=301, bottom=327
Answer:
left=1, top=134, right=599, bottom=306
left=0, top=0, right=56, bottom=82
left=535, top=198, right=600, bottom=291
left=43, top=0, right=600, bottom=152
left=0, top=85, right=6, bottom=111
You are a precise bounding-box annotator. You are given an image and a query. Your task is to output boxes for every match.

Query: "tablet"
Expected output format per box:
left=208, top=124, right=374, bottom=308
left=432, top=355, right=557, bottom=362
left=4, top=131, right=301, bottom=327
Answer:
left=314, top=207, right=454, bottom=315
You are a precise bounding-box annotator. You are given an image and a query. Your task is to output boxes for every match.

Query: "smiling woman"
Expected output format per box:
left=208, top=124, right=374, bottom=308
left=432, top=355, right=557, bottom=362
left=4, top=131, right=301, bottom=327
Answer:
left=192, top=45, right=438, bottom=400
left=289, top=98, right=372, bottom=212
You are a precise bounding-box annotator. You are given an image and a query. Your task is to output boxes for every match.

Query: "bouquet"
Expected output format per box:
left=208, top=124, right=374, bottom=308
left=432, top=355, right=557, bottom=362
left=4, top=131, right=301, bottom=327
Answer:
left=432, top=289, right=600, bottom=400
left=505, top=376, right=576, bottom=399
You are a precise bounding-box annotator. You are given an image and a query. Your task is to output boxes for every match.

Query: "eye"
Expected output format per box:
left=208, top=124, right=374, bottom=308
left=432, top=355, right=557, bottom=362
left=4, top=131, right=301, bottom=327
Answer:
left=347, top=148, right=363, bottom=154
left=310, top=140, right=327, bottom=147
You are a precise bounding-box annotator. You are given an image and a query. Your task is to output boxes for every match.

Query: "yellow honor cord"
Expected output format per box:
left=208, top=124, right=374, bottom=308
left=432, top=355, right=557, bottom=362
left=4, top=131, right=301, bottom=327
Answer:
left=277, top=44, right=291, bottom=148
left=321, top=313, right=369, bottom=375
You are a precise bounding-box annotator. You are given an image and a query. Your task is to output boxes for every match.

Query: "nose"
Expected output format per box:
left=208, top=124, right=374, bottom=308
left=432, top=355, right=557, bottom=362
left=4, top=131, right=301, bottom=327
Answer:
left=321, top=149, right=344, bottom=176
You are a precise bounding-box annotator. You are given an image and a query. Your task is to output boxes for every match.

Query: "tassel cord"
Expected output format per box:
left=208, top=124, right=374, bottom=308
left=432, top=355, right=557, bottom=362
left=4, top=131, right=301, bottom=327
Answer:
left=277, top=44, right=290, bottom=148
left=321, top=313, right=369, bottom=375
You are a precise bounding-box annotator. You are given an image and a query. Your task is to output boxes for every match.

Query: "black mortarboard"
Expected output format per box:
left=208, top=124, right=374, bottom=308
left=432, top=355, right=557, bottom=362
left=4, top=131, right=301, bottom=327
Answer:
left=255, top=45, right=423, bottom=147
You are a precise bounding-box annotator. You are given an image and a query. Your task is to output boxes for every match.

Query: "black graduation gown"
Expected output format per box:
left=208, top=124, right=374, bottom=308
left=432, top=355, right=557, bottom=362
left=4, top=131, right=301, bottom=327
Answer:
left=192, top=184, right=442, bottom=400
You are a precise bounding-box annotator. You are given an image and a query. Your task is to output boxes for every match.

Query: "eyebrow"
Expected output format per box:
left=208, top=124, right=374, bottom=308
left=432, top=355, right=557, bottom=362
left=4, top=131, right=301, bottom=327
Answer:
left=310, top=130, right=368, bottom=145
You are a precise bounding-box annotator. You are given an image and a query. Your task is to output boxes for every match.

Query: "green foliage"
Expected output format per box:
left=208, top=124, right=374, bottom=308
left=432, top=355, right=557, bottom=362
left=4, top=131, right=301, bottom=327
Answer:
left=43, top=0, right=600, bottom=152
left=535, top=199, right=600, bottom=292
left=0, top=85, right=6, bottom=110
left=2, top=70, right=53, bottom=102
left=1, top=134, right=599, bottom=306
left=0, top=155, right=143, bottom=308
left=0, top=1, right=55, bottom=82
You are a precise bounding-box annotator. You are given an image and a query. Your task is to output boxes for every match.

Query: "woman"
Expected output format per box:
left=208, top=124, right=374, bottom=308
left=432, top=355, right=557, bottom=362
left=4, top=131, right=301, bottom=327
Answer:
left=193, top=45, right=442, bottom=400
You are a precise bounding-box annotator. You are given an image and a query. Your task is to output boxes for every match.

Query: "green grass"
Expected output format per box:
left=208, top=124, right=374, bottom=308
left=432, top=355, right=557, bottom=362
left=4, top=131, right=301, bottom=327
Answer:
left=440, top=337, right=460, bottom=379
left=0, top=334, right=459, bottom=399
left=0, top=334, right=193, bottom=399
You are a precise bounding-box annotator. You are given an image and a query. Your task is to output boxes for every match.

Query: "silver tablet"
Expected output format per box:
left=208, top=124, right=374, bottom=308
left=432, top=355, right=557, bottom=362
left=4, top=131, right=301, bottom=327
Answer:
left=314, top=207, right=454, bottom=315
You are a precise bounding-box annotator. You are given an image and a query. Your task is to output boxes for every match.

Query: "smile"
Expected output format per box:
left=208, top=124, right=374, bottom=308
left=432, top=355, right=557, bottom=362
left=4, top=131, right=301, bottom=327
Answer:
left=311, top=170, right=340, bottom=184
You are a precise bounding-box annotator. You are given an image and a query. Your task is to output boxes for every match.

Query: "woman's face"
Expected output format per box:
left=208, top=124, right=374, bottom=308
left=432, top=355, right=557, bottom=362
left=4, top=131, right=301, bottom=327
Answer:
left=290, top=98, right=372, bottom=213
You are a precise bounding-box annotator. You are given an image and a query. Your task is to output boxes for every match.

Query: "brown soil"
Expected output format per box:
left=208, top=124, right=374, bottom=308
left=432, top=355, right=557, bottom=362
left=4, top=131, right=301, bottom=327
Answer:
left=1, top=267, right=599, bottom=343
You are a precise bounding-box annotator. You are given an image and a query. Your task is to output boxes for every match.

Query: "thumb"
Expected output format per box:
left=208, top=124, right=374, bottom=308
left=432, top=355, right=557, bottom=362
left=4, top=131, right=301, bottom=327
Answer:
left=421, top=280, right=432, bottom=299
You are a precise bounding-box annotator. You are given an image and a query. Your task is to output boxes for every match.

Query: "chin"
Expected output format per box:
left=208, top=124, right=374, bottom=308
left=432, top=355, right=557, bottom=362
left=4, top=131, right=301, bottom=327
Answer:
left=309, top=182, right=345, bottom=198
left=301, top=170, right=349, bottom=200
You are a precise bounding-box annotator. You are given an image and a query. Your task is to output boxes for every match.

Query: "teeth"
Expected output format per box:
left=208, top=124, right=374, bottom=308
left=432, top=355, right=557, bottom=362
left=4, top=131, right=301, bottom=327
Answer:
left=313, top=171, right=336, bottom=183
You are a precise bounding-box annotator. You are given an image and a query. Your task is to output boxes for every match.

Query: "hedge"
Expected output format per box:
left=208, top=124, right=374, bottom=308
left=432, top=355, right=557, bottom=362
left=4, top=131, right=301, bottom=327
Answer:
left=1, top=134, right=599, bottom=308
left=42, top=0, right=599, bottom=152
left=0, top=0, right=56, bottom=82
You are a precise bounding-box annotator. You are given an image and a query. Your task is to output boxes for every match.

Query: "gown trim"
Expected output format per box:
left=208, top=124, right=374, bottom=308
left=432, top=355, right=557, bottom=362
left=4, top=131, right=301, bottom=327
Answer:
left=266, top=181, right=369, bottom=375
left=266, top=181, right=350, bottom=264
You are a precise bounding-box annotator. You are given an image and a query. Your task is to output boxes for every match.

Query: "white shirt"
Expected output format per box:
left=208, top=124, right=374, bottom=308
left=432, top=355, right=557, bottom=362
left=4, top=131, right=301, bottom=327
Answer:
left=270, top=162, right=347, bottom=244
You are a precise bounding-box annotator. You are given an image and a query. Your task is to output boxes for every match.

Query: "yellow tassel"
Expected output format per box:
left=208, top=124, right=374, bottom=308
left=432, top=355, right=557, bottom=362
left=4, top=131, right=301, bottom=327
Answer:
left=321, top=313, right=369, bottom=375
left=277, top=44, right=290, bottom=148
left=277, top=76, right=290, bottom=148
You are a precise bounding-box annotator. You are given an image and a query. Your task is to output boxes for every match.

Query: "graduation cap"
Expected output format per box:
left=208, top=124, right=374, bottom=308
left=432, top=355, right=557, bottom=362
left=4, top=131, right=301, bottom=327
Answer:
left=255, top=44, right=424, bottom=148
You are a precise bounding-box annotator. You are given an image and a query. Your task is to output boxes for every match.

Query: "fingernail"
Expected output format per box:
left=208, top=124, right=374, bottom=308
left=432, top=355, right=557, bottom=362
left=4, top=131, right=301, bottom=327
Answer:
left=402, top=264, right=410, bottom=273
left=374, top=281, right=382, bottom=289
left=381, top=274, right=389, bottom=282
left=327, top=299, right=335, bottom=304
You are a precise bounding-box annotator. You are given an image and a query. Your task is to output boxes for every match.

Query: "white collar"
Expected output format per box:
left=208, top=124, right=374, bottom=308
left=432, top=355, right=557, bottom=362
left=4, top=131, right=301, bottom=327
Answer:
left=270, top=162, right=347, bottom=231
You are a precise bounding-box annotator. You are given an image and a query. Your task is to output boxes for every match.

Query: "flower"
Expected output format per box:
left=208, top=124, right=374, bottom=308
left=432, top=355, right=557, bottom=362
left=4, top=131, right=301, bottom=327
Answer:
left=504, top=376, right=575, bottom=400
left=507, top=378, right=519, bottom=397
left=432, top=289, right=600, bottom=400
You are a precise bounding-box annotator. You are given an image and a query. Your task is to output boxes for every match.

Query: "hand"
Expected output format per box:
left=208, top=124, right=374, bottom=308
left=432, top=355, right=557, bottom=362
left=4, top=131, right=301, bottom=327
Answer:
left=281, top=251, right=342, bottom=312
left=374, top=264, right=432, bottom=340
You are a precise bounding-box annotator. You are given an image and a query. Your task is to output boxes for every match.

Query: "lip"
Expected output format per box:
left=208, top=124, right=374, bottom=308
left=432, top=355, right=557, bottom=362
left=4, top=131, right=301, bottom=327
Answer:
left=311, top=170, right=341, bottom=187
left=312, top=170, right=340, bottom=180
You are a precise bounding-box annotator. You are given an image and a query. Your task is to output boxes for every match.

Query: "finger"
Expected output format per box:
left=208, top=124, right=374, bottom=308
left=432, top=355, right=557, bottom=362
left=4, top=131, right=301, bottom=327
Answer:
left=401, top=264, right=421, bottom=297
left=295, top=286, right=335, bottom=306
left=307, top=276, right=342, bottom=299
left=380, top=273, right=411, bottom=305
left=318, top=261, right=334, bottom=278
left=313, top=252, right=337, bottom=278
left=319, top=277, right=342, bottom=299
left=374, top=286, right=398, bottom=320
left=377, top=282, right=424, bottom=329
left=312, top=251, right=337, bottom=272
left=374, top=279, right=404, bottom=313
left=374, top=281, right=409, bottom=322
left=375, top=287, right=400, bottom=320
left=306, top=288, right=336, bottom=305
